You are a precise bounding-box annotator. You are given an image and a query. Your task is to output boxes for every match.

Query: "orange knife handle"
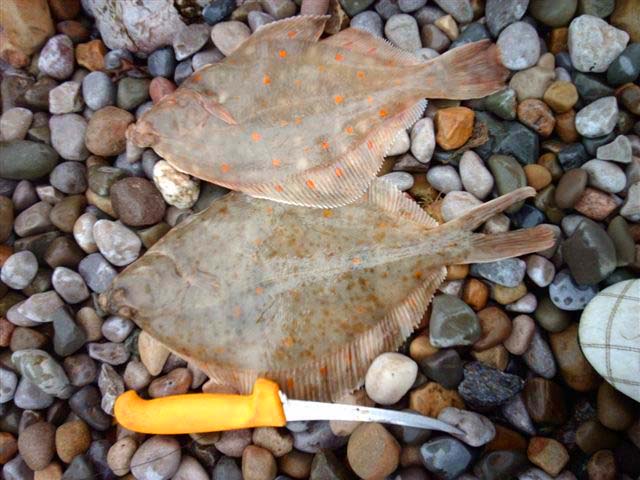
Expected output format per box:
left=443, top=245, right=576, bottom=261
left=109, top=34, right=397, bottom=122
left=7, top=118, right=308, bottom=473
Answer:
left=114, top=378, right=286, bottom=434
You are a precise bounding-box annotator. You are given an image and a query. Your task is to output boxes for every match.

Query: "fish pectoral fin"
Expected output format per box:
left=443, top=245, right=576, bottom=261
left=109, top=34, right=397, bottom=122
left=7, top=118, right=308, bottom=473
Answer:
left=184, top=89, right=238, bottom=125
left=321, top=27, right=422, bottom=66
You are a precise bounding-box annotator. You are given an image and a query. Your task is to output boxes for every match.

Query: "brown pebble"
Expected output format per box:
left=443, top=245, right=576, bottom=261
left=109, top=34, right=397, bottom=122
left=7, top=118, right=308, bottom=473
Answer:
left=555, top=109, right=580, bottom=143
left=446, top=264, right=469, bottom=280
left=278, top=450, right=313, bottom=479
left=85, top=106, right=134, bottom=157
left=491, top=282, right=527, bottom=305
left=34, top=461, right=63, bottom=480
left=55, top=420, right=91, bottom=463
left=575, top=420, right=620, bottom=455
left=252, top=427, right=293, bottom=457
left=107, top=436, right=138, bottom=476
left=596, top=382, right=637, bottom=431
left=524, top=164, right=552, bottom=190
left=527, top=436, right=569, bottom=476
left=56, top=20, right=90, bottom=43
left=574, top=188, right=619, bottom=221
left=484, top=424, right=527, bottom=453
left=18, top=422, right=55, bottom=471
left=347, top=423, right=400, bottom=480
left=408, top=335, right=438, bottom=362
left=517, top=99, right=556, bottom=137
left=242, top=445, right=277, bottom=480
left=110, top=177, right=166, bottom=227
left=434, top=107, right=474, bottom=150
left=1, top=318, right=16, bottom=348
left=75, top=39, right=106, bottom=71
left=543, top=80, right=578, bottom=113
left=150, top=77, right=177, bottom=103
left=49, top=194, right=86, bottom=233
left=10, top=326, right=48, bottom=351
left=0, top=432, right=18, bottom=464
left=399, top=445, right=422, bottom=468
left=409, top=382, right=464, bottom=417
left=473, top=306, right=512, bottom=351
left=503, top=314, right=535, bottom=355
left=76, top=307, right=103, bottom=342
left=462, top=278, right=489, bottom=311
left=523, top=378, right=567, bottom=425
left=555, top=168, right=588, bottom=209
left=471, top=344, right=509, bottom=370
left=148, top=367, right=192, bottom=398
left=537, top=153, right=563, bottom=182
left=586, top=449, right=616, bottom=480
left=48, top=0, right=81, bottom=20
left=549, top=323, right=600, bottom=392
left=547, top=28, right=568, bottom=54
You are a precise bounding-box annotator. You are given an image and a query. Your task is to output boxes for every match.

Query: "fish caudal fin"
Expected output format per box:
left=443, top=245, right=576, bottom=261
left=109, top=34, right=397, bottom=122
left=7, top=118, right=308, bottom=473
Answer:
left=418, top=40, right=509, bottom=99
left=439, top=187, right=556, bottom=264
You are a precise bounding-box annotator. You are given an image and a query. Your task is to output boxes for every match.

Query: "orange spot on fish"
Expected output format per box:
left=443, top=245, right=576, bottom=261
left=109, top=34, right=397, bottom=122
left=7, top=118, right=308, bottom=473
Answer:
left=323, top=209, right=333, bottom=218
left=345, top=126, right=354, bottom=134
left=274, top=185, right=284, bottom=192
left=283, top=336, right=295, bottom=347
left=355, top=305, right=367, bottom=314
left=192, top=73, right=202, bottom=82
left=294, top=116, right=302, bottom=125
left=317, top=65, right=326, bottom=72
left=385, top=60, right=396, bottom=66
left=279, top=119, right=289, bottom=126
left=255, top=287, right=264, bottom=294
left=303, top=146, right=311, bottom=153
left=272, top=158, right=281, bottom=167
left=367, top=140, right=374, bottom=150
left=294, top=79, right=302, bottom=87
left=356, top=71, right=365, bottom=79
left=352, top=257, right=361, bottom=265
left=334, top=95, right=344, bottom=104
left=286, top=378, right=295, bottom=390
left=232, top=306, right=242, bottom=318
left=321, top=140, right=329, bottom=150
left=335, top=167, right=344, bottom=177
left=306, top=179, right=316, bottom=189
left=221, top=163, right=230, bottom=173
left=367, top=47, right=377, bottom=54
left=251, top=132, right=262, bottom=142
left=367, top=96, right=373, bottom=103
left=379, top=109, right=388, bottom=117
left=262, top=74, right=271, bottom=85
left=287, top=30, right=297, bottom=38
left=335, top=53, right=344, bottom=61
left=319, top=366, right=328, bottom=377
left=414, top=271, right=422, bottom=279
left=279, top=49, right=287, bottom=58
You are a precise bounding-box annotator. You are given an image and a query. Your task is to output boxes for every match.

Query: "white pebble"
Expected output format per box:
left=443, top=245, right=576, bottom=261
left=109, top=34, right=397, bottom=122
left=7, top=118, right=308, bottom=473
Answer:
left=459, top=150, right=494, bottom=199
left=93, top=220, right=141, bottom=267
left=387, top=130, right=411, bottom=156
left=73, top=212, right=98, bottom=253
left=581, top=159, right=626, bottom=193
left=426, top=165, right=462, bottom=193
left=380, top=171, right=414, bottom=191
left=365, top=352, right=418, bottom=405
left=0, top=251, right=38, bottom=290
left=153, top=160, right=200, bottom=209
left=441, top=191, right=482, bottom=222
left=410, top=117, right=435, bottom=163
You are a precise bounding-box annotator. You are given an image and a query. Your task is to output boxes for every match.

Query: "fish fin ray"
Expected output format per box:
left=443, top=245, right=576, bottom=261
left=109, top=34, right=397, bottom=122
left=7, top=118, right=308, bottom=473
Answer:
left=322, top=27, right=422, bottom=66
left=460, top=226, right=556, bottom=264
left=364, top=177, right=439, bottom=228
left=231, top=99, right=427, bottom=208
left=233, top=15, right=329, bottom=54
left=199, top=268, right=447, bottom=400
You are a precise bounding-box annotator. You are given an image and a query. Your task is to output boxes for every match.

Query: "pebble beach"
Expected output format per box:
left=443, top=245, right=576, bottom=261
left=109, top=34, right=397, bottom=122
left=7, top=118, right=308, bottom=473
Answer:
left=0, top=0, right=639, bottom=479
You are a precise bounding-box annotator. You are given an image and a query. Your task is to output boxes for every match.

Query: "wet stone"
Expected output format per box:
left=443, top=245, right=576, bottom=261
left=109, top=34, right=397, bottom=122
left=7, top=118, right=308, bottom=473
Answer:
left=458, top=362, right=524, bottom=409
left=509, top=204, right=546, bottom=229
left=420, top=437, right=473, bottom=479
left=429, top=294, right=480, bottom=347
left=78, top=253, right=117, bottom=293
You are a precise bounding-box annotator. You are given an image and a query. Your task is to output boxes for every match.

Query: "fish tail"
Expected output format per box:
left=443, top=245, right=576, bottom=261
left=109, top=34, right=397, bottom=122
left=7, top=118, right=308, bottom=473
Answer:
left=438, top=187, right=556, bottom=264
left=417, top=40, right=509, bottom=99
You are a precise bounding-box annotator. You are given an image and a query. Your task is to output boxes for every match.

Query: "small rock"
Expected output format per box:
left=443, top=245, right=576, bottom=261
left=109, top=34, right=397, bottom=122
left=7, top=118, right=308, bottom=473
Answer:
left=52, top=306, right=87, bottom=356
left=291, top=421, right=347, bottom=454
left=131, top=436, right=181, bottom=480
left=38, top=35, right=75, bottom=80
left=107, top=437, right=137, bottom=476
left=87, top=342, right=130, bottom=365
left=581, top=159, right=626, bottom=193
left=55, top=420, right=91, bottom=463
left=148, top=368, right=192, bottom=398
left=485, top=0, right=529, bottom=37
left=458, top=362, right=524, bottom=408
left=212, top=456, right=243, bottom=480
left=488, top=154, right=527, bottom=212
left=203, top=0, right=236, bottom=24
left=98, top=363, right=124, bottom=414
left=596, top=382, right=637, bottom=431
left=153, top=160, right=200, bottom=209
left=437, top=407, right=496, bottom=447
left=351, top=10, right=384, bottom=36
left=517, top=99, right=555, bottom=137
left=409, top=381, right=464, bottom=417
left=242, top=445, right=277, bottom=480
left=576, top=97, right=619, bottom=139
left=11, top=348, right=72, bottom=397
left=596, top=135, right=632, bottom=164
left=0, top=368, right=17, bottom=404
left=385, top=14, right=421, bottom=51
left=550, top=323, right=600, bottom=392
left=211, top=21, right=251, bottom=56
left=470, top=258, right=526, bottom=288
left=110, top=177, right=166, bottom=227
left=1, top=251, right=38, bottom=289
left=214, top=429, right=252, bottom=457
left=85, top=106, right=135, bottom=157
left=69, top=385, right=112, bottom=430
left=563, top=218, right=616, bottom=285
left=82, top=72, right=115, bottom=110
left=429, top=294, right=481, bottom=347
left=101, top=315, right=134, bottom=343
left=568, top=15, right=629, bottom=73
left=364, top=352, right=418, bottom=405
left=529, top=0, right=577, bottom=27
left=498, top=22, right=541, bottom=70
left=116, top=77, right=151, bottom=111
left=441, top=191, right=482, bottom=221
left=380, top=171, right=414, bottom=191
left=504, top=314, right=535, bottom=354
left=543, top=80, right=578, bottom=113
left=347, top=423, right=400, bottom=479
left=13, top=377, right=54, bottom=410
left=419, top=348, right=463, bottom=389
left=527, top=437, right=569, bottom=476
left=410, top=117, right=435, bottom=163
left=49, top=161, right=87, bottom=195
left=484, top=88, right=517, bottom=120
left=459, top=150, right=493, bottom=199
left=434, top=107, right=474, bottom=150
left=526, top=255, right=555, bottom=287
left=173, top=23, right=210, bottom=61
left=549, top=269, right=598, bottom=310
left=432, top=0, right=472, bottom=23
left=522, top=377, right=567, bottom=425
left=49, top=81, right=83, bottom=114
left=0, top=140, right=59, bottom=181
left=93, top=220, right=141, bottom=266
left=0, top=108, right=33, bottom=141
left=18, top=421, right=55, bottom=471
left=522, top=328, right=557, bottom=379
left=63, top=354, right=97, bottom=387
left=426, top=165, right=461, bottom=193
left=420, top=437, right=473, bottom=479
left=252, top=428, right=293, bottom=457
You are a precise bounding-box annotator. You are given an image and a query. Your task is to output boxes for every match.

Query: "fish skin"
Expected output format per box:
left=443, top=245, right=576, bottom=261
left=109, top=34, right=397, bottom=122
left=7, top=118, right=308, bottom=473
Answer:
left=128, top=15, right=508, bottom=208
left=102, top=181, right=554, bottom=401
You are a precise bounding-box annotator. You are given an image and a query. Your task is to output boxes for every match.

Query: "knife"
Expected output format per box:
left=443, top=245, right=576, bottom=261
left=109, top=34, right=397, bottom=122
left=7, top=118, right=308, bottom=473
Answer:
left=114, top=378, right=463, bottom=435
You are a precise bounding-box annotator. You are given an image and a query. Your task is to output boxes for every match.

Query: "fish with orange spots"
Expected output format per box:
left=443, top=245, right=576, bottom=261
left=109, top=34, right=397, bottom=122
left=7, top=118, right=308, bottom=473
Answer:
left=101, top=181, right=554, bottom=400
left=127, top=15, right=508, bottom=208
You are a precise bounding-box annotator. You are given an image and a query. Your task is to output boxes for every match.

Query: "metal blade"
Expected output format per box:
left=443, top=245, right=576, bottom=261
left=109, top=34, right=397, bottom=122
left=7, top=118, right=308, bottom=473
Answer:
left=279, top=393, right=463, bottom=435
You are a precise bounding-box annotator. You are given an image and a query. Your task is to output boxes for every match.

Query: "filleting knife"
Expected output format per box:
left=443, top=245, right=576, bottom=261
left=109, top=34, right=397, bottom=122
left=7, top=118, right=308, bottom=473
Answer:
left=114, top=378, right=463, bottom=435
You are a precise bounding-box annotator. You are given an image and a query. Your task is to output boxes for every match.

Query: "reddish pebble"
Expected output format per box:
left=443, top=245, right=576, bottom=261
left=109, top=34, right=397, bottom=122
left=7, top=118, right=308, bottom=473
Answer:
left=150, top=77, right=177, bottom=103
left=574, top=188, right=619, bottom=221
left=0, top=317, right=16, bottom=347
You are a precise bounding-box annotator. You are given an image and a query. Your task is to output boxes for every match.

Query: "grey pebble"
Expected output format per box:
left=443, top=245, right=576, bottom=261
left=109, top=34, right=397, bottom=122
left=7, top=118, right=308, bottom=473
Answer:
left=497, top=21, right=541, bottom=70
left=101, top=315, right=135, bottom=343
left=88, top=342, right=130, bottom=365
left=69, top=385, right=112, bottom=431
left=49, top=113, right=90, bottom=161
left=63, top=354, right=98, bottom=387
left=0, top=367, right=18, bottom=404
left=292, top=421, right=347, bottom=453
left=7, top=291, right=64, bottom=326
left=52, top=266, right=90, bottom=304
left=351, top=11, right=384, bottom=37
left=470, top=258, right=526, bottom=287
left=13, top=377, right=54, bottom=410
left=98, top=363, right=124, bottom=415
left=501, top=393, right=536, bottom=435
left=78, top=253, right=118, bottom=293
left=11, top=348, right=72, bottom=398
left=52, top=306, right=87, bottom=357
left=82, top=72, right=116, bottom=110
left=426, top=165, right=462, bottom=193
left=548, top=269, right=598, bottom=311
left=49, top=161, right=87, bottom=194
left=522, top=328, right=557, bottom=379
left=1, top=250, right=38, bottom=290
left=174, top=60, right=194, bottom=86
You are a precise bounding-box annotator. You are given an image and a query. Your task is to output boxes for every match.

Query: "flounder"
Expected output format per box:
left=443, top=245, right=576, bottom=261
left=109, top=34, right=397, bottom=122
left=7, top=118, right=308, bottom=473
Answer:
left=102, top=182, right=554, bottom=400
left=127, top=15, right=509, bottom=208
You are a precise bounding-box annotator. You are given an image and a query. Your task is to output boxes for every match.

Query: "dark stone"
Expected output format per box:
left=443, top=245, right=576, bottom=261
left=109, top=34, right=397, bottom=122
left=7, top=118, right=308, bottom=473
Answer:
left=62, top=454, right=95, bottom=480
left=14, top=231, right=62, bottom=264
left=509, top=204, right=546, bottom=228
left=69, top=386, right=112, bottom=431
left=203, top=0, right=236, bottom=25
left=388, top=409, right=432, bottom=445
left=557, top=143, right=589, bottom=170
left=309, top=449, right=352, bottom=480
left=607, top=43, right=640, bottom=86
left=147, top=47, right=177, bottom=78
left=420, top=437, right=473, bottom=480
left=563, top=218, right=617, bottom=285
left=582, top=131, right=617, bottom=156
left=52, top=306, right=87, bottom=356
left=573, top=73, right=614, bottom=103
left=522, top=377, right=567, bottom=425
left=419, top=349, right=463, bottom=389
left=450, top=22, right=490, bottom=48
left=473, top=450, right=529, bottom=480
left=458, top=362, right=524, bottom=409
left=474, top=112, right=539, bottom=166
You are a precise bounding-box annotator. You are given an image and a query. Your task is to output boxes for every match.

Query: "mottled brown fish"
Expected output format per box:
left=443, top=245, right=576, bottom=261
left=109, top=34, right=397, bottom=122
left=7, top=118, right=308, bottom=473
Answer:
left=102, top=182, right=554, bottom=401
left=128, top=15, right=508, bottom=208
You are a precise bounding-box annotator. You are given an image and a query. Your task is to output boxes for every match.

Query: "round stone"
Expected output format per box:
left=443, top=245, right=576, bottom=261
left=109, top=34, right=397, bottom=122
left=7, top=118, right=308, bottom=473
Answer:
left=563, top=218, right=617, bottom=285
left=549, top=269, right=598, bottom=311
left=497, top=22, right=541, bottom=70
left=93, top=220, right=142, bottom=266
left=364, top=352, right=418, bottom=405
left=203, top=0, right=236, bottom=25
left=0, top=140, right=59, bottom=180
left=441, top=191, right=482, bottom=222
left=459, top=150, right=493, bottom=199
left=385, top=14, right=421, bottom=51
left=52, top=266, right=90, bottom=304
left=568, top=15, right=630, bottom=73
left=110, top=177, right=166, bottom=227
left=410, top=117, right=436, bottom=163
left=1, top=251, right=38, bottom=289
left=153, top=160, right=200, bottom=209
left=78, top=253, right=118, bottom=293
left=38, top=35, right=74, bottom=80
left=351, top=11, right=384, bottom=37
left=581, top=159, right=626, bottom=193
left=85, top=107, right=135, bottom=157
left=0, top=107, right=33, bottom=141
left=82, top=72, right=116, bottom=110
left=49, top=113, right=90, bottom=161
left=347, top=423, right=400, bottom=479
left=426, top=165, right=462, bottom=193
left=211, top=21, right=251, bottom=56
left=575, top=97, right=619, bottom=138
left=18, top=422, right=56, bottom=471
left=130, top=436, right=182, bottom=480
left=529, top=0, right=578, bottom=27
left=11, top=348, right=72, bottom=398
left=437, top=407, right=495, bottom=447
left=420, top=437, right=473, bottom=479
left=49, top=161, right=87, bottom=194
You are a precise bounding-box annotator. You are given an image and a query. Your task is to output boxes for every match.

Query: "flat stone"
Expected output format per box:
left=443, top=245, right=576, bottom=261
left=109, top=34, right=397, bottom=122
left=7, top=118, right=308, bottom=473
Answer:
left=82, top=71, right=116, bottom=110
left=568, top=15, right=629, bottom=73
left=459, top=150, right=493, bottom=199
left=85, top=106, right=134, bottom=157
left=173, top=23, right=210, bottom=61
left=52, top=306, right=87, bottom=356
left=1, top=251, right=38, bottom=289
left=522, top=328, right=556, bottom=379
left=410, top=117, right=435, bottom=163
left=597, top=135, right=632, bottom=164
left=88, top=342, right=130, bottom=365
left=426, top=165, right=461, bottom=193
left=211, top=21, right=251, bottom=56
left=470, top=258, right=526, bottom=288
left=130, top=435, right=181, bottom=480
left=432, top=0, right=473, bottom=23
left=419, top=348, right=463, bottom=389
left=0, top=140, right=59, bottom=180
left=0, top=108, right=33, bottom=141
left=498, top=22, right=541, bottom=71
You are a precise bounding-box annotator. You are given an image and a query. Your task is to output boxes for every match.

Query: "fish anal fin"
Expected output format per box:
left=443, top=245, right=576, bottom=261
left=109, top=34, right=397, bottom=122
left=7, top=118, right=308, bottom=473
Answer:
left=365, top=177, right=439, bottom=228
left=322, top=27, right=422, bottom=66
left=233, top=99, right=427, bottom=208
left=233, top=15, right=329, bottom=54
left=200, top=268, right=447, bottom=401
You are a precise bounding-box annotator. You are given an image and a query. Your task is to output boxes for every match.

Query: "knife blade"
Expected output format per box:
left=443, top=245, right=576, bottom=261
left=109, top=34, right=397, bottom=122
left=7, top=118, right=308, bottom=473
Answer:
left=114, top=378, right=462, bottom=435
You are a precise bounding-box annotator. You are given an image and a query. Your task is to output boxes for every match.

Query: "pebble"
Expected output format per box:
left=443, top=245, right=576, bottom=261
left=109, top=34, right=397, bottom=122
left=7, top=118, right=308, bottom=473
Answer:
left=503, top=314, right=535, bottom=354
left=385, top=14, right=421, bottom=51
left=581, top=159, right=626, bottom=194
left=52, top=306, right=86, bottom=356
left=419, top=348, right=463, bottom=389
left=555, top=168, right=588, bottom=208
left=117, top=77, right=150, bottom=111
left=82, top=72, right=115, bottom=110
left=522, top=329, right=557, bottom=379
left=93, top=220, right=141, bottom=266
left=523, top=377, right=567, bottom=425
left=607, top=43, right=640, bottom=86
left=527, top=437, right=569, bottom=476
left=49, top=81, right=83, bottom=114
left=549, top=269, right=598, bottom=310
left=563, top=218, right=616, bottom=285
left=434, top=107, right=474, bottom=150
left=212, top=456, right=243, bottom=480
left=440, top=408, right=496, bottom=447
left=110, top=177, right=166, bottom=227
left=529, top=0, right=577, bottom=27
left=55, top=420, right=91, bottom=463
left=63, top=354, right=97, bottom=387
left=365, top=352, right=418, bottom=405
left=484, top=88, right=517, bottom=120
left=432, top=0, right=472, bottom=23
left=380, top=171, right=414, bottom=191
left=351, top=11, right=384, bottom=36
left=568, top=15, right=629, bottom=73
left=149, top=368, right=192, bottom=398
left=0, top=140, right=59, bottom=181
left=70, top=386, right=110, bottom=431
left=549, top=323, right=599, bottom=392
left=421, top=23, right=451, bottom=52
left=38, top=35, right=74, bottom=80
left=488, top=154, right=527, bottom=212
left=107, top=437, right=137, bottom=476
left=517, top=99, right=555, bottom=137
left=347, top=423, right=400, bottom=479
left=543, top=80, right=578, bottom=113
left=173, top=24, right=210, bottom=61
left=596, top=382, right=636, bottom=431
left=485, top=0, right=528, bottom=37
left=49, top=161, right=87, bottom=195
left=73, top=212, right=97, bottom=254
left=576, top=97, right=620, bottom=140
left=621, top=182, right=640, bottom=222
left=211, top=21, right=251, bottom=56
left=101, top=315, right=134, bottom=343
left=426, top=165, right=461, bottom=193
left=153, top=160, right=200, bottom=209
left=214, top=429, right=252, bottom=457
left=441, top=191, right=482, bottom=221
left=12, top=348, right=72, bottom=398
left=498, top=22, right=541, bottom=71
left=526, top=255, right=555, bottom=287
left=18, top=421, right=55, bottom=471
left=251, top=428, right=293, bottom=457
left=471, top=259, right=526, bottom=288
left=458, top=362, right=524, bottom=408
left=88, top=342, right=130, bottom=365
left=596, top=135, right=632, bottom=163
left=410, top=118, right=436, bottom=163
left=420, top=437, right=473, bottom=479
left=0, top=108, right=33, bottom=141
left=13, top=377, right=54, bottom=410
left=388, top=130, right=411, bottom=156
left=97, top=363, right=124, bottom=414
left=429, top=294, right=480, bottom=347
left=130, top=435, right=181, bottom=480
left=459, top=150, right=493, bottom=199
left=50, top=114, right=89, bottom=162
left=85, top=107, right=135, bottom=157
left=0, top=368, right=17, bottom=404
left=203, top=0, right=236, bottom=24
left=291, top=421, right=346, bottom=453
left=1, top=251, right=38, bottom=289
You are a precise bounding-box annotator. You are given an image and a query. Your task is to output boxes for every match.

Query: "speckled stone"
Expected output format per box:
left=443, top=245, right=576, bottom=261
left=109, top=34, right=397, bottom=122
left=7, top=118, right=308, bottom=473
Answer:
left=458, top=362, right=524, bottom=409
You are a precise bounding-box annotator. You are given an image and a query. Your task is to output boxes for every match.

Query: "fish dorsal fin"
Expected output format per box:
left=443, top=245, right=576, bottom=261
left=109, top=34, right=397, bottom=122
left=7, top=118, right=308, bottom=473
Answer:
left=364, top=177, right=439, bottom=228
left=240, top=99, right=428, bottom=208
left=322, top=27, right=422, bottom=66
left=235, top=15, right=329, bottom=53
